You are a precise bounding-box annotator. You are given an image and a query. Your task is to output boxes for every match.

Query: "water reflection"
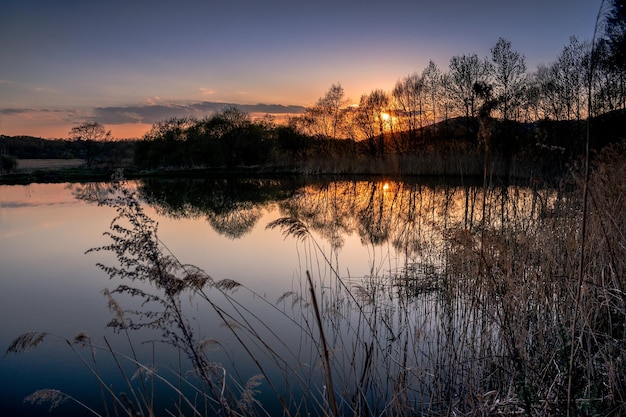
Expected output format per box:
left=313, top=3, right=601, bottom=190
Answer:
left=139, top=178, right=301, bottom=239
left=99, top=177, right=569, bottom=264
left=8, top=175, right=621, bottom=416
left=103, top=177, right=589, bottom=416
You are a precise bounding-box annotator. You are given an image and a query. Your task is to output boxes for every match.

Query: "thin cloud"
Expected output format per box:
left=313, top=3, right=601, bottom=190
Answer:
left=0, top=107, right=82, bottom=122
left=199, top=88, right=215, bottom=96
left=32, top=86, right=55, bottom=93
left=0, top=108, right=35, bottom=115
left=1, top=102, right=306, bottom=128
left=91, top=101, right=305, bottom=125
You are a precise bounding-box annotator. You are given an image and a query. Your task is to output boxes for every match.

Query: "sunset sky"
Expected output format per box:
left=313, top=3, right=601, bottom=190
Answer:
left=0, top=0, right=602, bottom=139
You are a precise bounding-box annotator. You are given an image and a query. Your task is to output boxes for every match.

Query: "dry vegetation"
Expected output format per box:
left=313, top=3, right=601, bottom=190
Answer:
left=5, top=143, right=625, bottom=416
left=15, top=158, right=85, bottom=172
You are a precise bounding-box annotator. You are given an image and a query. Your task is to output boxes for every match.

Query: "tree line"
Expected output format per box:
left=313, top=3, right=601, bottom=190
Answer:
left=134, top=2, right=624, bottom=171
left=133, top=0, right=625, bottom=174
left=2, top=1, right=624, bottom=178
left=296, top=34, right=623, bottom=143
left=302, top=0, right=625, bottom=138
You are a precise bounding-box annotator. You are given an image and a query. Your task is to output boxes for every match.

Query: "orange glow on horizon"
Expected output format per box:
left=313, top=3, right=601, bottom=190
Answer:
left=1, top=121, right=153, bottom=140
left=108, top=123, right=154, bottom=139
left=2, top=115, right=301, bottom=140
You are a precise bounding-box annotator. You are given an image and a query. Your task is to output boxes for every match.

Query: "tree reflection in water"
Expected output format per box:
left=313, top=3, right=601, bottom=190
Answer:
left=15, top=172, right=624, bottom=416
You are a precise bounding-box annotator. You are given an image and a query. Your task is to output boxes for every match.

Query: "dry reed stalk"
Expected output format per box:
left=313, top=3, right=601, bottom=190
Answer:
left=10, top=168, right=625, bottom=416
left=25, top=389, right=104, bottom=416
left=307, top=270, right=340, bottom=417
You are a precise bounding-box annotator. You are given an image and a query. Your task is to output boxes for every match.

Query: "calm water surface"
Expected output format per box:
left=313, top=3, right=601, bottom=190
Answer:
left=0, top=177, right=559, bottom=416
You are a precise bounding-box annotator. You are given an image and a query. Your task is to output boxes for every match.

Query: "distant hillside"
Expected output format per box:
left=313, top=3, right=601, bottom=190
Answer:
left=406, top=109, right=626, bottom=157
left=589, top=108, right=626, bottom=148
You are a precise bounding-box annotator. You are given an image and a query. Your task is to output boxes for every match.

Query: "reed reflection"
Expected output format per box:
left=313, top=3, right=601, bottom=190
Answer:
left=87, top=177, right=572, bottom=262
left=17, top=168, right=623, bottom=416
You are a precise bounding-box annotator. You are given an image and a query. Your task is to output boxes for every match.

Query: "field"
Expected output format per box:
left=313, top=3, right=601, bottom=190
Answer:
left=15, top=159, right=85, bottom=172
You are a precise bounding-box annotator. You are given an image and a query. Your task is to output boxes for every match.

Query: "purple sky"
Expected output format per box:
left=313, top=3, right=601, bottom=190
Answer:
left=0, top=0, right=603, bottom=138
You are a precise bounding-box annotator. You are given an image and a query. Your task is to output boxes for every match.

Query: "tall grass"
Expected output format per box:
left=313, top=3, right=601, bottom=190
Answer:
left=275, top=154, right=624, bottom=415
left=6, top=150, right=625, bottom=416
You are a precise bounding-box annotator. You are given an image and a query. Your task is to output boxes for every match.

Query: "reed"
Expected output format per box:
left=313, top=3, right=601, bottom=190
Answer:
left=6, top=147, right=625, bottom=415
left=264, top=153, right=624, bottom=416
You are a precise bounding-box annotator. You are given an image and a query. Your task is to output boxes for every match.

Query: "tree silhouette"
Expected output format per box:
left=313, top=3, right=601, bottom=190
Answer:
left=68, top=121, right=111, bottom=166
left=490, top=37, right=527, bottom=122
left=301, top=83, right=349, bottom=140
left=393, top=73, right=425, bottom=145
left=606, top=0, right=626, bottom=72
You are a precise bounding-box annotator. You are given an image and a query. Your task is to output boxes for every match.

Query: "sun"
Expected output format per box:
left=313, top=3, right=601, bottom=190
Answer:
left=380, top=112, right=390, bottom=121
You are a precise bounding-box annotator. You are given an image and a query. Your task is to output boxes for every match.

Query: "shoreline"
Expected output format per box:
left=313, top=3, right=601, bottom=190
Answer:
left=0, top=158, right=559, bottom=188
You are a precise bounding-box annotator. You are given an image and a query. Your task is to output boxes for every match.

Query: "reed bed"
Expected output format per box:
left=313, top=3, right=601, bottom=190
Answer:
left=6, top=144, right=625, bottom=416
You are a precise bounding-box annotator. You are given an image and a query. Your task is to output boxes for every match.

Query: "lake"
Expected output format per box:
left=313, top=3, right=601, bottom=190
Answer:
left=1, top=175, right=619, bottom=416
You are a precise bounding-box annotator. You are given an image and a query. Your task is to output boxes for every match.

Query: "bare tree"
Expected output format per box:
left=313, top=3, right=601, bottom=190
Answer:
left=422, top=60, right=442, bottom=128
left=68, top=121, right=112, bottom=166
left=439, top=73, right=457, bottom=132
left=355, top=90, right=390, bottom=157
left=535, top=63, right=565, bottom=120
left=69, top=121, right=112, bottom=142
left=392, top=73, right=425, bottom=144
left=593, top=39, right=626, bottom=113
left=520, top=72, right=543, bottom=122
left=448, top=54, right=493, bottom=120
left=552, top=36, right=591, bottom=121
left=605, top=0, right=626, bottom=73
left=301, top=83, right=349, bottom=140
left=491, top=38, right=527, bottom=121
left=596, top=0, right=626, bottom=111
